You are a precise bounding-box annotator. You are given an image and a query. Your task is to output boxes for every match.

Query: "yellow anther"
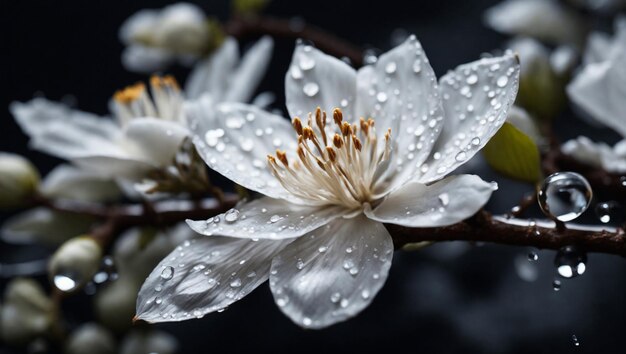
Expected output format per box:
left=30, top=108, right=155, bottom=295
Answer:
left=333, top=134, right=344, bottom=148
left=276, top=150, right=289, bottom=167
left=341, top=122, right=352, bottom=136
left=360, top=117, right=369, bottom=135
left=302, top=126, right=315, bottom=140
left=292, top=117, right=303, bottom=136
left=113, top=82, right=145, bottom=103
left=353, top=136, right=362, bottom=151
left=333, top=108, right=343, bottom=126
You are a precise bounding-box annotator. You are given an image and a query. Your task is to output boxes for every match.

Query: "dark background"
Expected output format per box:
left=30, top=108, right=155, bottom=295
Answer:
left=1, top=0, right=625, bottom=353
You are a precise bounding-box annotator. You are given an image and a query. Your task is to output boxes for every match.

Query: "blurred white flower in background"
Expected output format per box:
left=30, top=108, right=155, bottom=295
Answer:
left=564, top=17, right=626, bottom=173
left=484, top=0, right=587, bottom=46
left=120, top=2, right=213, bottom=73
left=64, top=323, right=117, bottom=354
left=569, top=0, right=626, bottom=13
left=135, top=36, right=519, bottom=328
left=10, top=37, right=273, bottom=183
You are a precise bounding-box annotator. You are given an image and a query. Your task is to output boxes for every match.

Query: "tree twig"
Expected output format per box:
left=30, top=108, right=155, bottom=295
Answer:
left=225, top=15, right=364, bottom=66
left=35, top=196, right=626, bottom=257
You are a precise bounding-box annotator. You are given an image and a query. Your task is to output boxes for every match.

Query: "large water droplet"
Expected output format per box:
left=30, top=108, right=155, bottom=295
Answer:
left=537, top=172, right=592, bottom=222
left=224, top=209, right=240, bottom=223
left=555, top=245, right=587, bottom=278
left=303, top=82, right=319, bottom=97
left=160, top=266, right=174, bottom=280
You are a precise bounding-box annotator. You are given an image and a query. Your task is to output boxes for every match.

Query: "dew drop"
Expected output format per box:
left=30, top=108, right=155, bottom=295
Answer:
left=303, top=317, right=312, bottom=326
left=303, top=82, right=319, bottom=97
left=361, top=289, right=370, bottom=299
left=412, top=59, right=422, bottom=73
left=269, top=214, right=282, bottom=223
left=230, top=279, right=242, bottom=288
left=466, top=74, right=478, bottom=85
left=572, top=335, right=580, bottom=347
left=296, top=258, right=305, bottom=270
left=496, top=75, right=508, bottom=87
left=154, top=297, right=162, bottom=305
left=438, top=193, right=449, bottom=207
left=376, top=92, right=388, bottom=103
left=299, top=55, right=316, bottom=71
left=455, top=151, right=467, bottom=162
left=471, top=137, right=481, bottom=146
left=555, top=245, right=587, bottom=278
left=224, top=209, right=240, bottom=223
left=528, top=251, right=538, bottom=261
left=537, top=172, right=592, bottom=222
left=594, top=201, right=622, bottom=224
left=160, top=266, right=174, bottom=280
left=340, top=99, right=349, bottom=107
left=552, top=279, right=562, bottom=291
left=318, top=246, right=328, bottom=253
left=291, top=66, right=303, bottom=79
left=330, top=292, right=341, bottom=303
left=340, top=298, right=350, bottom=308
left=385, top=61, right=397, bottom=74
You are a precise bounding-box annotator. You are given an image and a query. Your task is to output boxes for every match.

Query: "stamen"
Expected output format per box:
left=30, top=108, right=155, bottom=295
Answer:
left=267, top=107, right=395, bottom=208
left=113, top=83, right=145, bottom=104
left=292, top=118, right=303, bottom=135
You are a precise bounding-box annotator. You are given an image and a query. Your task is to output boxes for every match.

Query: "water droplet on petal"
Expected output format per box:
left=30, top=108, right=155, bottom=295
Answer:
left=528, top=251, right=538, bottom=261
left=299, top=55, right=316, bottom=71
left=376, top=92, right=388, bottom=103
left=269, top=214, right=282, bottom=223
left=224, top=209, right=240, bottom=223
left=438, top=193, right=450, bottom=207
left=455, top=151, right=467, bottom=162
left=496, top=75, right=508, bottom=87
left=330, top=292, right=341, bottom=303
left=230, top=279, right=242, bottom=288
left=361, top=289, right=370, bottom=299
left=466, top=74, right=478, bottom=85
left=296, top=258, right=305, bottom=270
left=385, top=61, right=397, bottom=74
left=537, top=172, right=592, bottom=222
left=160, top=266, right=174, bottom=280
left=552, top=279, right=562, bottom=291
left=303, top=317, right=312, bottom=326
left=303, top=82, right=319, bottom=97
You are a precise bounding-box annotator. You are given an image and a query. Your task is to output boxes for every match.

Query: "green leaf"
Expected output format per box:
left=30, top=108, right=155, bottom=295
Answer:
left=482, top=122, right=542, bottom=183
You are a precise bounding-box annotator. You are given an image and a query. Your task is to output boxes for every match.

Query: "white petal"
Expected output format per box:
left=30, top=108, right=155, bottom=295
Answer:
left=269, top=215, right=393, bottom=329
left=186, top=99, right=301, bottom=202
left=9, top=98, right=124, bottom=160
left=135, top=236, right=289, bottom=323
left=364, top=175, right=495, bottom=228
left=419, top=53, right=520, bottom=183
left=484, top=0, right=586, bottom=46
left=123, top=118, right=189, bottom=166
left=187, top=197, right=347, bottom=240
left=567, top=48, right=626, bottom=138
left=284, top=44, right=357, bottom=120
left=355, top=36, right=444, bottom=192
left=185, top=38, right=239, bottom=100
left=1, top=208, right=95, bottom=245
left=121, top=45, right=174, bottom=73
left=224, top=36, right=274, bottom=103
left=584, top=32, right=613, bottom=65
left=41, top=165, right=121, bottom=202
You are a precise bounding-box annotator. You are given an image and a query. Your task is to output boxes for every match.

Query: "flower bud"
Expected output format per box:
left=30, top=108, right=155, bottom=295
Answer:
left=49, top=236, right=102, bottom=293
left=120, top=329, right=178, bottom=354
left=0, top=278, right=53, bottom=346
left=94, top=275, right=140, bottom=332
left=64, top=323, right=117, bottom=354
left=0, top=152, right=40, bottom=209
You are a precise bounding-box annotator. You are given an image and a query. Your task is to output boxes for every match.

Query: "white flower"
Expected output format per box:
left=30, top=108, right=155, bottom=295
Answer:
left=120, top=2, right=211, bottom=73
left=119, top=329, right=178, bottom=354
left=564, top=17, right=626, bottom=172
left=10, top=37, right=273, bottom=181
left=484, top=0, right=586, bottom=46
left=0, top=152, right=40, bottom=209
left=136, top=36, right=520, bottom=328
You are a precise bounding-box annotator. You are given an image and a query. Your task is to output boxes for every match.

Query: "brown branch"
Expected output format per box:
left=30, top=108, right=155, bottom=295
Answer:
left=388, top=211, right=626, bottom=257
left=35, top=196, right=626, bottom=257
left=225, top=15, right=364, bottom=66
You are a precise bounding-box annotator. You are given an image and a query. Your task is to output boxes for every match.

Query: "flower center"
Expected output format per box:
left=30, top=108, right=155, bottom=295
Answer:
left=267, top=108, right=392, bottom=209
left=112, top=75, right=183, bottom=125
